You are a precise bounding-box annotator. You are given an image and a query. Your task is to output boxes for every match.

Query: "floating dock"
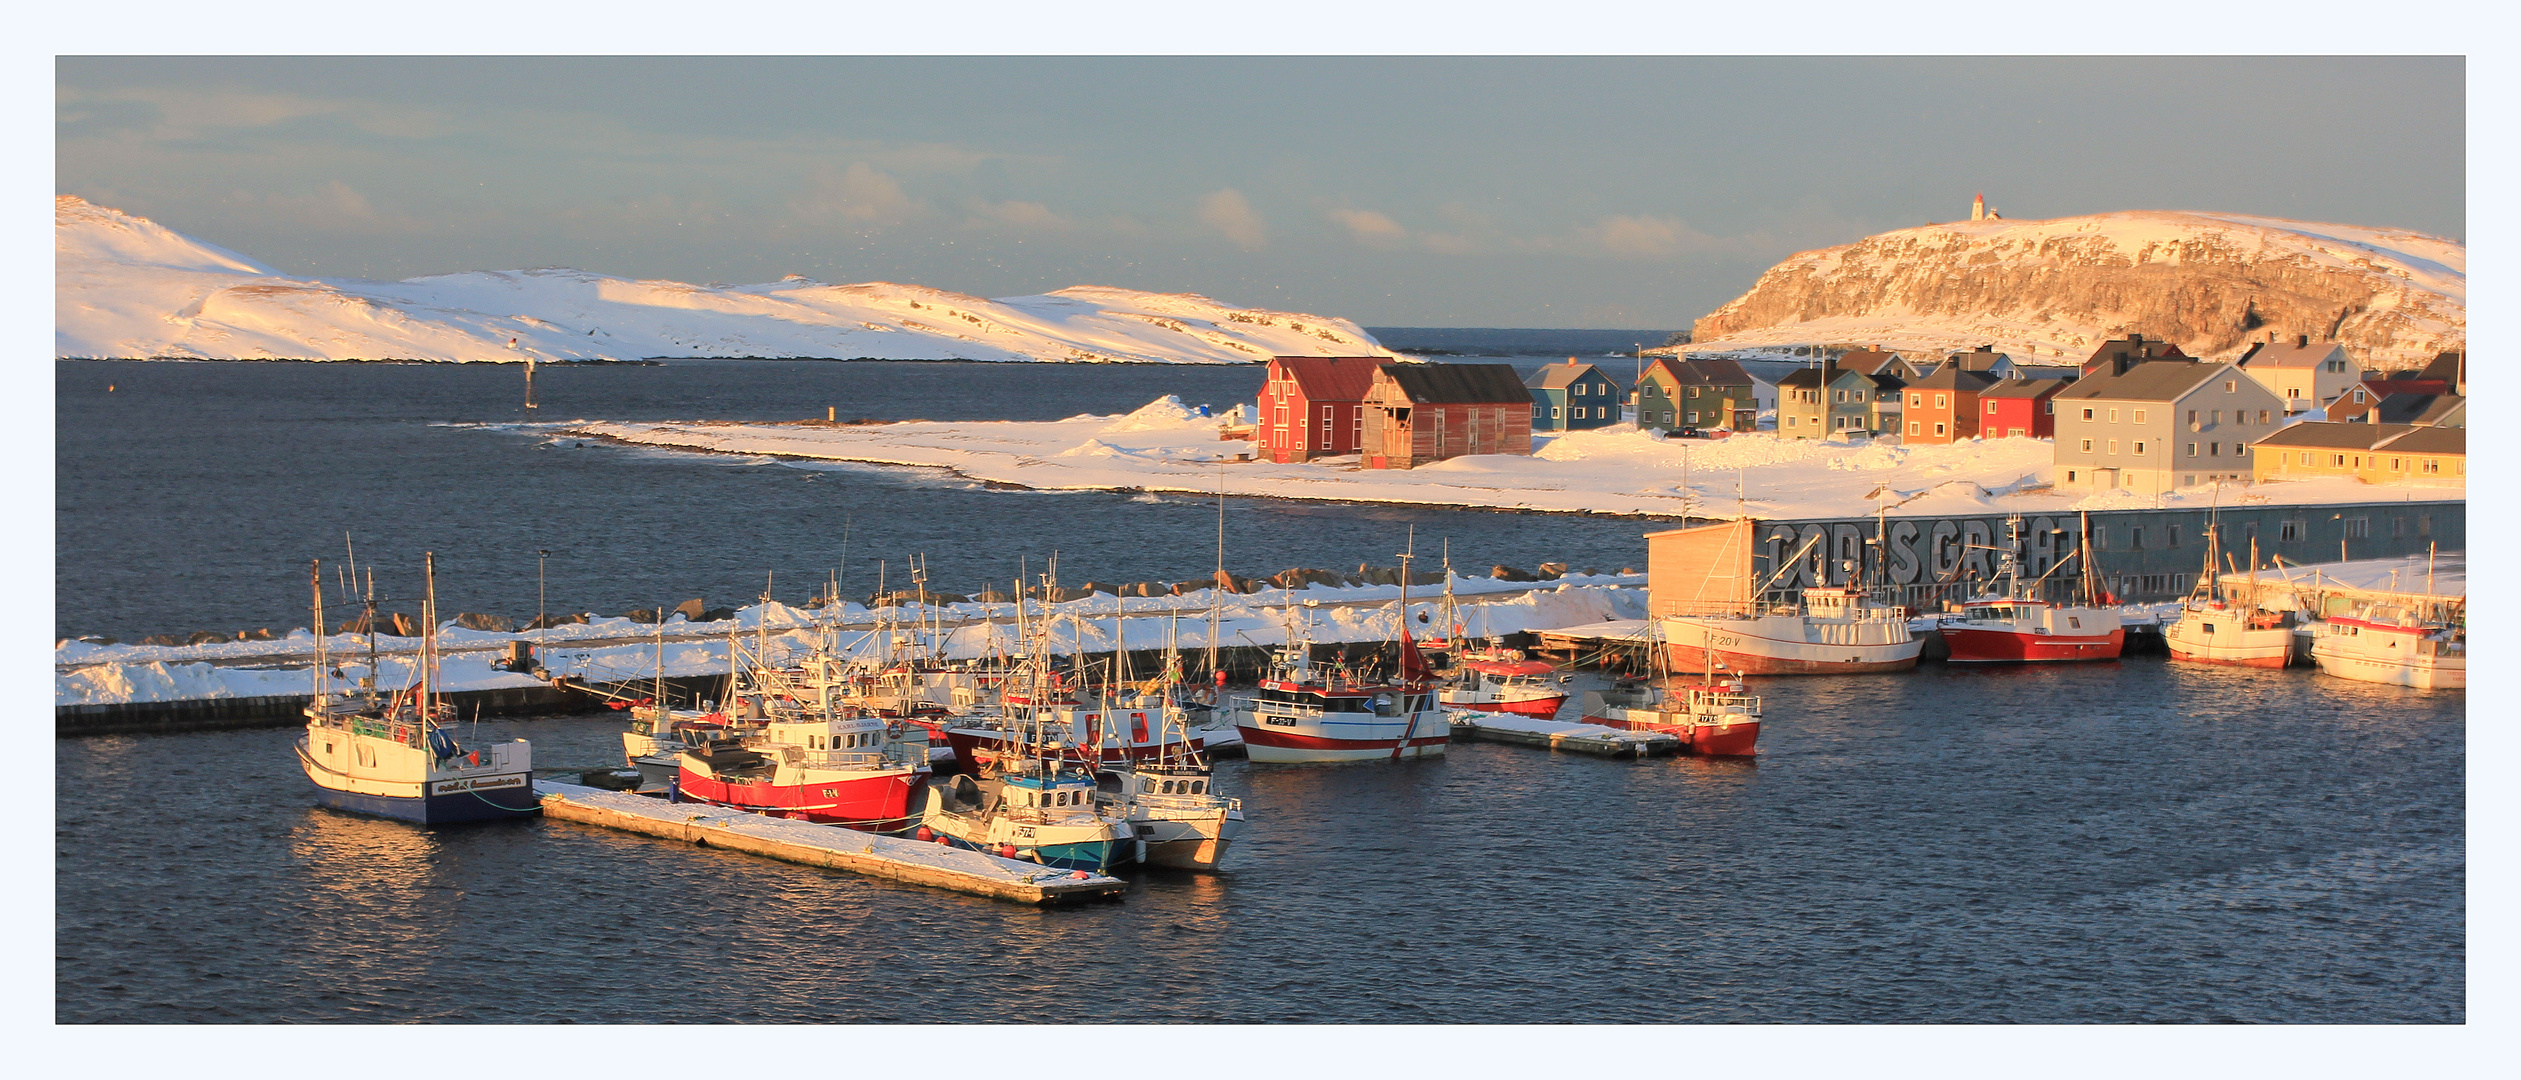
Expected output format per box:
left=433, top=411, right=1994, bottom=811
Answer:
left=534, top=781, right=1126, bottom=905
left=1448, top=712, right=1679, bottom=758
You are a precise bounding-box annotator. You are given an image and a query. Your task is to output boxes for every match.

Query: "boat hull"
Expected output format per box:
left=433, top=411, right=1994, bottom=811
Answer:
left=1437, top=691, right=1568, bottom=718
left=296, top=743, right=539, bottom=825
left=1235, top=724, right=1449, bottom=763
left=1941, top=625, right=2126, bottom=664
left=2310, top=645, right=2465, bottom=689
left=2164, top=621, right=2294, bottom=668
left=675, top=767, right=925, bottom=829
left=1661, top=616, right=1921, bottom=676
left=1136, top=815, right=1246, bottom=870
left=1584, top=713, right=1760, bottom=757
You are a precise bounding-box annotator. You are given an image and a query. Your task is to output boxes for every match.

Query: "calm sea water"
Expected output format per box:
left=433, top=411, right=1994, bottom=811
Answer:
left=54, top=355, right=2463, bottom=1023
left=55, top=358, right=1653, bottom=642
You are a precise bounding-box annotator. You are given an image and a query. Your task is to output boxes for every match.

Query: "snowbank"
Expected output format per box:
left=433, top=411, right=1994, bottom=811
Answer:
left=562, top=402, right=2456, bottom=520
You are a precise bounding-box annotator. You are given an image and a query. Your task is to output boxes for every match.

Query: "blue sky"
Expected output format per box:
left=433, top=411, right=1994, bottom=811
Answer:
left=57, top=56, right=2463, bottom=329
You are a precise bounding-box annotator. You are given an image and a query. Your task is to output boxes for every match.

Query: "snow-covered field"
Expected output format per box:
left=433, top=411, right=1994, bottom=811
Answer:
left=559, top=396, right=2459, bottom=519
left=58, top=575, right=1646, bottom=707
left=55, top=196, right=1391, bottom=364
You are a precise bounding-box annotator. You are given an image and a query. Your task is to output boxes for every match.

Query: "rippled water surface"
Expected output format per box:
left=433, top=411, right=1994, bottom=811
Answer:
left=57, top=660, right=2461, bottom=1023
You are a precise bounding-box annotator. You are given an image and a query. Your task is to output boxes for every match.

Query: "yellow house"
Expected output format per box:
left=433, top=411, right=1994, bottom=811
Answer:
left=2250, top=422, right=2465, bottom=486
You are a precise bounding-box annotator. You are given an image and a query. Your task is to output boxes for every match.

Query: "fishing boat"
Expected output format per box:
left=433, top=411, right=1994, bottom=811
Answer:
left=1578, top=626, right=1760, bottom=756
left=674, top=712, right=931, bottom=827
left=294, top=555, right=539, bottom=825
left=1089, top=630, right=1246, bottom=870
left=1938, top=515, right=2125, bottom=664
left=2310, top=603, right=2465, bottom=689
left=1656, top=519, right=1921, bottom=675
left=1233, top=536, right=1447, bottom=763
left=1436, top=657, right=1569, bottom=718
left=2165, top=535, right=2297, bottom=668
left=918, top=755, right=1139, bottom=872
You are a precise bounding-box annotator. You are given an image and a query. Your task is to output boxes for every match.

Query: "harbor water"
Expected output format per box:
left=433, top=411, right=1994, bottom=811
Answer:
left=54, top=357, right=2462, bottom=1022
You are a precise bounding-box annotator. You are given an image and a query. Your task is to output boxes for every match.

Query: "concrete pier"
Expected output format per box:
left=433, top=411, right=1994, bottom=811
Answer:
left=534, top=781, right=1127, bottom=905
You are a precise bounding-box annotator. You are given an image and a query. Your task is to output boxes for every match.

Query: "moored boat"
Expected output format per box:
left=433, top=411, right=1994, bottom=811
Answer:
left=2310, top=605, right=2465, bottom=689
left=1579, top=677, right=1761, bottom=757
left=2165, top=527, right=2297, bottom=668
left=1233, top=537, right=1447, bottom=763
left=1661, top=584, right=1923, bottom=675
left=1436, top=657, right=1569, bottom=718
left=1936, top=514, right=2124, bottom=664
left=295, top=554, right=539, bottom=825
left=675, top=712, right=931, bottom=828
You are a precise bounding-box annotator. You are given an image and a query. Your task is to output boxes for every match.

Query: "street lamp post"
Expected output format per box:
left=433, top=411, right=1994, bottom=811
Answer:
left=536, top=549, right=550, bottom=657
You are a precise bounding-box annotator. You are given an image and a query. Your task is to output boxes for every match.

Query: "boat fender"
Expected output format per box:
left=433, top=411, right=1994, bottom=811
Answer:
left=915, top=826, right=934, bottom=842
left=998, top=843, right=1018, bottom=859
left=1070, top=869, right=1091, bottom=880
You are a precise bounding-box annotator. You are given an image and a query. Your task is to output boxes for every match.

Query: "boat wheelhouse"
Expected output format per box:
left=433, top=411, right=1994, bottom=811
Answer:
left=2310, top=605, right=2465, bottom=689
left=1235, top=647, right=1447, bottom=763
left=919, top=757, right=1138, bottom=872
left=675, top=713, right=930, bottom=829
left=1436, top=658, right=1569, bottom=718
left=1096, top=761, right=1246, bottom=870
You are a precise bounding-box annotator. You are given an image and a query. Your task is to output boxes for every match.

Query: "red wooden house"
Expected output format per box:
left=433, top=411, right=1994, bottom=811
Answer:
left=1978, top=377, right=2069, bottom=439
left=1257, top=356, right=1381, bottom=463
left=1361, top=363, right=1534, bottom=469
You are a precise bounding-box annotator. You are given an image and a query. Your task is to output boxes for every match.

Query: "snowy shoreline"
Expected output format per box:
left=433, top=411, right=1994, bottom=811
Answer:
left=554, top=396, right=2462, bottom=521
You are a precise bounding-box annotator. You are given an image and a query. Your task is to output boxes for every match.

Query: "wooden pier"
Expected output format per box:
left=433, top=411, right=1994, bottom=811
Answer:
left=1449, top=713, right=1679, bottom=758
left=534, top=781, right=1127, bottom=905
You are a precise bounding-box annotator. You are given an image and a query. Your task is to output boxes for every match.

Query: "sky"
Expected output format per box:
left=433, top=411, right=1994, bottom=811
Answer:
left=56, top=56, right=2465, bottom=330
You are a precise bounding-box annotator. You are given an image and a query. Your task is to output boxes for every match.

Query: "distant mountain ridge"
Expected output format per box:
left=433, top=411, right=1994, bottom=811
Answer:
left=54, top=196, right=1393, bottom=364
left=1686, top=210, right=2464, bottom=370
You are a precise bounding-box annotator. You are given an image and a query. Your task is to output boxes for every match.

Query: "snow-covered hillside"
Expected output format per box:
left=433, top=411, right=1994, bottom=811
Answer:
left=1686, top=211, right=2465, bottom=370
left=54, top=195, right=1394, bottom=364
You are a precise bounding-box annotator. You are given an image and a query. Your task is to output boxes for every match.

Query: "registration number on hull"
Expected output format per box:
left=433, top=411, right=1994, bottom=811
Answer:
left=430, top=774, right=526, bottom=795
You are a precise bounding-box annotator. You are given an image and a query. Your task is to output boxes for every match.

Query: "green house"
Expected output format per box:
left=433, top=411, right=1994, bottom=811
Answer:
left=1635, top=357, right=1756, bottom=432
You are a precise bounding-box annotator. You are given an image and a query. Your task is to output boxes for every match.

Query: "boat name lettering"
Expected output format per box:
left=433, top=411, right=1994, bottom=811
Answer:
left=429, top=774, right=525, bottom=795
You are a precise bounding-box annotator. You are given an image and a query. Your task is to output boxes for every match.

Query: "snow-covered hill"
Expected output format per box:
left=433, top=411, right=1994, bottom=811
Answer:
left=54, top=196, right=1394, bottom=364
left=1687, top=211, right=2465, bottom=370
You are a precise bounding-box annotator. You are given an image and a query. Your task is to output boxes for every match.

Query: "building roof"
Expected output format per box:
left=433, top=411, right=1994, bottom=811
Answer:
left=1981, top=377, right=2069, bottom=400
left=1647, top=356, right=1753, bottom=387
left=1836, top=350, right=1906, bottom=377
left=2010, top=365, right=2081, bottom=382
left=1524, top=360, right=1612, bottom=391
left=2417, top=349, right=2467, bottom=386
left=2369, top=393, right=2452, bottom=426
left=2083, top=335, right=2187, bottom=370
left=2250, top=421, right=2418, bottom=451
left=1270, top=355, right=1381, bottom=401
left=2376, top=425, right=2465, bottom=455
left=1777, top=367, right=1825, bottom=390
left=1945, top=345, right=2012, bottom=372
left=1375, top=362, right=1534, bottom=405
left=2237, top=339, right=2352, bottom=370
left=2055, top=360, right=2223, bottom=403
left=1907, top=364, right=2001, bottom=393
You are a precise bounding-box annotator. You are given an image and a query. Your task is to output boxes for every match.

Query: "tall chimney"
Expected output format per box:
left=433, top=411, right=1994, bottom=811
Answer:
left=2297, top=334, right=2309, bottom=347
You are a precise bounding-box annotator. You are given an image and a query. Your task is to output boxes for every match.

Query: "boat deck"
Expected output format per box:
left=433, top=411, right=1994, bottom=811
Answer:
left=533, top=781, right=1126, bottom=905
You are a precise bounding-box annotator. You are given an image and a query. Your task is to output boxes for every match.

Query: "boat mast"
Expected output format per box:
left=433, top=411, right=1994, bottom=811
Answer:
left=1209, top=467, right=1225, bottom=685
left=421, top=551, right=438, bottom=732
left=310, top=559, right=327, bottom=704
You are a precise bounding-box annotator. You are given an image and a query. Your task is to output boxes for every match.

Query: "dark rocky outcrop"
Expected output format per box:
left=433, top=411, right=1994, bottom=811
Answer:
left=453, top=612, right=516, bottom=633
left=1490, top=564, right=1536, bottom=582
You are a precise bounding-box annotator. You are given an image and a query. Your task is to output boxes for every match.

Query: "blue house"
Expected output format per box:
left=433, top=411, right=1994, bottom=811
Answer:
left=1526, top=360, right=1624, bottom=431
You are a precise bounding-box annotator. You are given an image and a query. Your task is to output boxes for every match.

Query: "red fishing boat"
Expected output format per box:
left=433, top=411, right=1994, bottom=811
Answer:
left=1937, top=515, right=2124, bottom=664
left=674, top=713, right=930, bottom=828
left=1436, top=658, right=1569, bottom=718
left=1581, top=677, right=1762, bottom=756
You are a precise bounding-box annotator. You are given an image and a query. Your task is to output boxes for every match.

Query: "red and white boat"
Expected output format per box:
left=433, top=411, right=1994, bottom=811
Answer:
left=2164, top=532, right=2296, bottom=668
left=1437, top=658, right=1569, bottom=718
left=2311, top=606, right=2465, bottom=689
left=1661, top=584, right=1922, bottom=675
left=1233, top=642, right=1447, bottom=763
left=1581, top=677, right=1761, bottom=757
left=675, top=712, right=931, bottom=828
left=941, top=695, right=1204, bottom=772
left=1937, top=517, right=2123, bottom=663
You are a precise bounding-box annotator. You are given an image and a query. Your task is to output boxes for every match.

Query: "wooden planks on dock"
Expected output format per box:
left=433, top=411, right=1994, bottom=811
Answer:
left=533, top=781, right=1126, bottom=905
left=1448, top=713, right=1679, bottom=758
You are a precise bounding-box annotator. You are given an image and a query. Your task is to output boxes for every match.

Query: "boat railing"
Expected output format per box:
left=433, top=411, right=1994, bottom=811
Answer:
left=779, top=747, right=896, bottom=770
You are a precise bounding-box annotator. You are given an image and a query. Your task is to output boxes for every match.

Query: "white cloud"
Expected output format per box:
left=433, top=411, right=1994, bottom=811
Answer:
left=1328, top=207, right=1407, bottom=247
left=967, top=200, right=1071, bottom=231
left=793, top=163, right=921, bottom=227
left=1196, top=188, right=1267, bottom=249
left=1577, top=214, right=1722, bottom=259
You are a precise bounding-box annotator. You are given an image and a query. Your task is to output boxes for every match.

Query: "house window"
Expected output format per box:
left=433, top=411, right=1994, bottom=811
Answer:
left=1937, top=394, right=1950, bottom=409
left=2209, top=443, right=2220, bottom=457
left=1532, top=404, right=1543, bottom=419
left=2067, top=470, right=2079, bottom=483
left=2344, top=518, right=2369, bottom=539
left=1687, top=410, right=1698, bottom=424
left=2389, top=457, right=2402, bottom=472
left=1835, top=389, right=1846, bottom=403
left=1854, top=389, right=1867, bottom=402
left=2169, top=525, right=2182, bottom=546
left=2392, top=517, right=2406, bottom=537
left=2422, top=458, right=2440, bottom=474
left=1935, top=422, right=1947, bottom=436
left=2287, top=387, right=2302, bottom=399
left=1785, top=415, right=1797, bottom=428
left=2419, top=515, right=2432, bottom=535
left=1574, top=383, right=1586, bottom=396
left=1912, top=393, right=1924, bottom=407
left=2108, top=439, right=2119, bottom=454
left=2130, top=526, right=2144, bottom=548
left=2134, top=409, right=2147, bottom=424
left=2081, top=438, right=2094, bottom=452
left=1551, top=407, right=1561, bottom=419
left=2134, top=441, right=2146, bottom=455
left=2298, top=451, right=2312, bottom=465
left=1987, top=401, right=1998, bottom=414
left=2044, top=401, right=2054, bottom=414
left=2225, top=380, right=2238, bottom=392
left=2280, top=519, right=2302, bottom=541
left=2187, top=442, right=2197, bottom=457
left=2210, top=410, right=2221, bottom=424
left=2082, top=408, right=2095, bottom=421
left=1910, top=421, right=1921, bottom=435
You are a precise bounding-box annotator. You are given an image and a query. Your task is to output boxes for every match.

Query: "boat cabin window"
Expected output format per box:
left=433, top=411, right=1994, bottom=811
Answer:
left=1189, top=779, right=1206, bottom=794
left=1374, top=694, right=1402, bottom=717
left=1161, top=780, right=1177, bottom=794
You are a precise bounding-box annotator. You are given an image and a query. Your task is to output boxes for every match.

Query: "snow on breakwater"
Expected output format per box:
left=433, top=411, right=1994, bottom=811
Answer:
left=564, top=398, right=2458, bottom=519
left=57, top=576, right=1645, bottom=707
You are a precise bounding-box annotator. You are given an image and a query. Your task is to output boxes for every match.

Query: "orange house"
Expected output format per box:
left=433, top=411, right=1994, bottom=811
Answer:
left=1901, top=364, right=1999, bottom=443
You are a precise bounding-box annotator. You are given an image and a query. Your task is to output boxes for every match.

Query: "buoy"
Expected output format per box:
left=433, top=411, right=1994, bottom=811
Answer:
left=1070, top=869, right=1091, bottom=880
left=998, top=843, right=1018, bottom=859
left=915, top=826, right=933, bottom=842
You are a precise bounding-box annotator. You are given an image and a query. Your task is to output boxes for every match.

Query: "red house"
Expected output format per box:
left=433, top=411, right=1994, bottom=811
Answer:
left=1978, top=377, right=2070, bottom=439
left=1257, top=356, right=1381, bottom=463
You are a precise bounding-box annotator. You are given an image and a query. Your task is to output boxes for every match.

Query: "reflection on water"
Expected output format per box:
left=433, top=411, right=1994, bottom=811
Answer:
left=57, top=662, right=2460, bottom=1022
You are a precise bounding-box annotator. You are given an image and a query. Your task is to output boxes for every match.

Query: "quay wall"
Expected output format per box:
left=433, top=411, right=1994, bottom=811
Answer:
left=1754, top=500, right=2461, bottom=604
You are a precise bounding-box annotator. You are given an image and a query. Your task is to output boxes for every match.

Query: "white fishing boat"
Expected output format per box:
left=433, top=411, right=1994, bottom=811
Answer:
left=2165, top=533, right=2297, bottom=668
left=1654, top=519, right=1921, bottom=675
left=294, top=555, right=538, bottom=825
left=1234, top=535, right=1447, bottom=764
left=1090, top=630, right=1246, bottom=870
left=2311, top=604, right=2465, bottom=689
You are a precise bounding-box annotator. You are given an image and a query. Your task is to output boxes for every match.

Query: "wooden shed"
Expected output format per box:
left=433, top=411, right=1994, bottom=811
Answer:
left=1361, top=363, right=1534, bottom=469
